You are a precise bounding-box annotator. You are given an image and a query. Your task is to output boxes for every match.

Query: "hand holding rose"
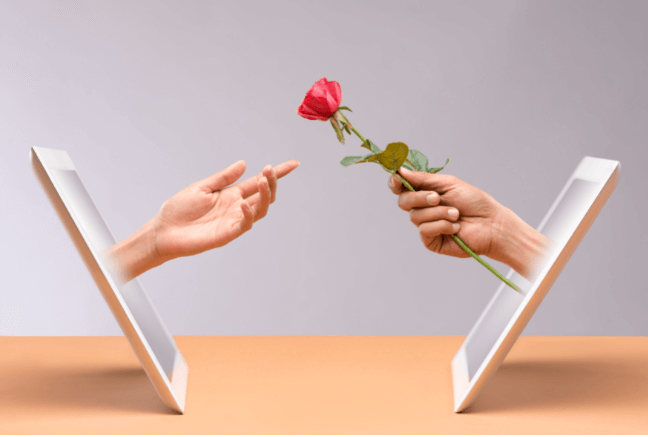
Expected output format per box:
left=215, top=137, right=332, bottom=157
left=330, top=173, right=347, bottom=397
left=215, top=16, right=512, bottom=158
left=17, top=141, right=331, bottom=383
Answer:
left=297, top=77, right=524, bottom=292
left=389, top=168, right=553, bottom=282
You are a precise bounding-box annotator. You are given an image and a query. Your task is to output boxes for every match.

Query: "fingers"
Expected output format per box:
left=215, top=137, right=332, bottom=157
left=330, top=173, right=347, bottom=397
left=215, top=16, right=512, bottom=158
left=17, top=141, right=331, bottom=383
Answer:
left=398, top=190, right=440, bottom=211
left=410, top=206, right=460, bottom=226
left=232, top=199, right=254, bottom=235
left=266, top=165, right=277, bottom=203
left=273, top=159, right=300, bottom=180
left=397, top=167, right=458, bottom=194
left=246, top=164, right=278, bottom=208
left=232, top=170, right=273, bottom=237
left=200, top=160, right=247, bottom=192
left=236, top=160, right=299, bottom=199
left=249, top=174, right=271, bottom=222
left=388, top=174, right=404, bottom=194
left=419, top=220, right=461, bottom=241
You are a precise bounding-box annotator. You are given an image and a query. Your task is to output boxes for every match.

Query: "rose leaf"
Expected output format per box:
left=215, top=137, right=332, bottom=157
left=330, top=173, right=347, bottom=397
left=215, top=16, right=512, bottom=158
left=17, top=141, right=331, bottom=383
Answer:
left=407, top=149, right=429, bottom=172
left=377, top=142, right=410, bottom=171
left=427, top=158, right=450, bottom=173
left=340, top=153, right=374, bottom=167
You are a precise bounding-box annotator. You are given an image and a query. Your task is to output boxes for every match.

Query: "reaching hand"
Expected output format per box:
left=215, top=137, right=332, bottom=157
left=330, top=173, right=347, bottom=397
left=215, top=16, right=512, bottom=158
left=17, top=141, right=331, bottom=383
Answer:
left=104, top=160, right=299, bottom=283
left=154, top=160, right=298, bottom=259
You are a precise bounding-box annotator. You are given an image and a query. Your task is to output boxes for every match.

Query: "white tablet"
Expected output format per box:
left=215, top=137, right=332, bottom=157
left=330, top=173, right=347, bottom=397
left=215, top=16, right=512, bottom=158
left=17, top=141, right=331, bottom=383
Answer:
left=451, top=156, right=619, bottom=413
left=31, top=147, right=188, bottom=414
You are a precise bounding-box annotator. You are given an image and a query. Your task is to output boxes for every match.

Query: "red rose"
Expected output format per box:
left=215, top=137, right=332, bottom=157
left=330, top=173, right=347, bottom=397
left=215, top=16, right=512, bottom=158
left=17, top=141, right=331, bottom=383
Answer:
left=297, top=77, right=342, bottom=121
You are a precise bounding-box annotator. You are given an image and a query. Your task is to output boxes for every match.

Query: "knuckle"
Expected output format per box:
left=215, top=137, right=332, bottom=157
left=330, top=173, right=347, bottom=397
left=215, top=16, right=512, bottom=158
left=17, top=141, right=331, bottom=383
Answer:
left=443, top=220, right=454, bottom=232
left=419, top=222, right=432, bottom=237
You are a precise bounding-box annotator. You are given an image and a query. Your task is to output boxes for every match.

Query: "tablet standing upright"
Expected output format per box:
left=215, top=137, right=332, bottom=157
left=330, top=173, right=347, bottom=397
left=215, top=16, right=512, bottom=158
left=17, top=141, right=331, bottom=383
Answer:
left=31, top=147, right=188, bottom=414
left=451, top=156, right=619, bottom=412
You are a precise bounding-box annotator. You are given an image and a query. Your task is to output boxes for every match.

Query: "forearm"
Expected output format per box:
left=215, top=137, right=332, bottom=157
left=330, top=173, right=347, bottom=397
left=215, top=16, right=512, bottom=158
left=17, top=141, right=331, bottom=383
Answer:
left=102, top=219, right=166, bottom=284
left=491, top=208, right=554, bottom=282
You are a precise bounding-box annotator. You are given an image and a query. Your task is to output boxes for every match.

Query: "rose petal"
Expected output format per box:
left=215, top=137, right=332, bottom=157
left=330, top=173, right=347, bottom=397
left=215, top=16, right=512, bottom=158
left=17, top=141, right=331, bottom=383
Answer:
left=297, top=77, right=343, bottom=121
left=297, top=104, right=329, bottom=121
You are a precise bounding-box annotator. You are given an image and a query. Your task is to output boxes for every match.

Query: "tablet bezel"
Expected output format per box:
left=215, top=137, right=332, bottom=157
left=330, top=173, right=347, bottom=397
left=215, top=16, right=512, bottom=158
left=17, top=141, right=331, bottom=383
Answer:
left=31, top=147, right=188, bottom=414
left=451, top=156, right=620, bottom=413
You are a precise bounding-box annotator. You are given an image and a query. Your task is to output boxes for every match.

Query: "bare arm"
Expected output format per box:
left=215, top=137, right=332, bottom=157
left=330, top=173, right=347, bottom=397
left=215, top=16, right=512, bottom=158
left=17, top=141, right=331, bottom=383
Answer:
left=389, top=167, right=552, bottom=282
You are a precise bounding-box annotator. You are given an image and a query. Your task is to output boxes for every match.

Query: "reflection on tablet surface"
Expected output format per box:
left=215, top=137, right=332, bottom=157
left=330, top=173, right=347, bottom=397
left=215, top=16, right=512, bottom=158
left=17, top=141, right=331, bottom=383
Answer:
left=465, top=178, right=600, bottom=379
left=51, top=169, right=178, bottom=379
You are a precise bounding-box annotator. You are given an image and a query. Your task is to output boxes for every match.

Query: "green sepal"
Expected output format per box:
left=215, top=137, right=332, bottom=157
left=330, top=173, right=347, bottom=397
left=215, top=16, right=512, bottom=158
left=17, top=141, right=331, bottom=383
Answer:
left=337, top=114, right=352, bottom=135
left=338, top=106, right=352, bottom=112
left=427, top=158, right=450, bottom=173
left=330, top=118, right=345, bottom=144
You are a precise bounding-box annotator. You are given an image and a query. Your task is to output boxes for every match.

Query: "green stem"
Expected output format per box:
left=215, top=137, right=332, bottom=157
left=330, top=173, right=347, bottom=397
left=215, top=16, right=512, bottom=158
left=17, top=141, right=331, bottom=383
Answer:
left=346, top=121, right=522, bottom=294
left=350, top=126, right=367, bottom=144
left=390, top=171, right=415, bottom=192
left=449, top=235, right=521, bottom=293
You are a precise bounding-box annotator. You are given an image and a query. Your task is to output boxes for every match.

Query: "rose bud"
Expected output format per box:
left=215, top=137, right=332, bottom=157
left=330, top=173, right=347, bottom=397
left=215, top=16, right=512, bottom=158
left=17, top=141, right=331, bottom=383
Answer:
left=297, top=77, right=343, bottom=121
left=297, top=78, right=350, bottom=143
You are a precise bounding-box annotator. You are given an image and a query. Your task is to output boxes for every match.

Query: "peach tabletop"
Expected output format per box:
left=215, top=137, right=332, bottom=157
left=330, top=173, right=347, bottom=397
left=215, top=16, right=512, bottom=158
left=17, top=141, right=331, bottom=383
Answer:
left=1, top=336, right=647, bottom=434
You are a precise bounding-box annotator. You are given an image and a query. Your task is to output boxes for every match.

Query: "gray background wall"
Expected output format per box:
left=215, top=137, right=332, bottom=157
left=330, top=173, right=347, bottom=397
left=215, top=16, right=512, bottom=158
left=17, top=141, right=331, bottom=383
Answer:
left=1, top=0, right=646, bottom=336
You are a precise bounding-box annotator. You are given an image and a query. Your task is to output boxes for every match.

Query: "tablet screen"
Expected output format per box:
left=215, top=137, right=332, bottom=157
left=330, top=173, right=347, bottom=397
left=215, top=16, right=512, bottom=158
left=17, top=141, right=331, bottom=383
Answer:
left=464, top=178, right=600, bottom=379
left=51, top=168, right=178, bottom=378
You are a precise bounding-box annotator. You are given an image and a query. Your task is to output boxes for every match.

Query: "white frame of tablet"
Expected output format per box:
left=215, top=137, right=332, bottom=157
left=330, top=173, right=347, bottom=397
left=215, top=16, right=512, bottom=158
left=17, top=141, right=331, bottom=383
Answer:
left=451, top=156, right=620, bottom=413
left=31, top=147, right=188, bottom=414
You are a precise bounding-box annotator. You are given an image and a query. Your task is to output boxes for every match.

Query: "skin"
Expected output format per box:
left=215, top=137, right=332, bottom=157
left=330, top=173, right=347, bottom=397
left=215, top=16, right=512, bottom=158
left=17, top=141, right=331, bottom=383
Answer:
left=388, top=167, right=553, bottom=282
left=103, top=160, right=299, bottom=284
left=103, top=159, right=548, bottom=285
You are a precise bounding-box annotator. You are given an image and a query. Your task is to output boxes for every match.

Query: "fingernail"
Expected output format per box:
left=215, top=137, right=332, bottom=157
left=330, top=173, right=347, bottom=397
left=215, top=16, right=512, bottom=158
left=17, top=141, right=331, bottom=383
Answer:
left=427, top=193, right=439, bottom=204
left=388, top=177, right=394, bottom=188
left=452, top=222, right=460, bottom=232
left=449, top=208, right=459, bottom=219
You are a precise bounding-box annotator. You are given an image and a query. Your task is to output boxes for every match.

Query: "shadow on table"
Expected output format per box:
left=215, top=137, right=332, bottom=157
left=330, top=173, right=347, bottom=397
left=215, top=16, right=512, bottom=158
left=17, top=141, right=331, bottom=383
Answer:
left=465, top=357, right=646, bottom=413
left=0, top=366, right=172, bottom=415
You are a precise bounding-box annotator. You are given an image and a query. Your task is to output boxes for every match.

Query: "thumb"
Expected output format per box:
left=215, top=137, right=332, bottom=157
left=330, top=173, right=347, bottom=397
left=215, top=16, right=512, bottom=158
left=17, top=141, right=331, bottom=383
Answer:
left=398, top=167, right=457, bottom=194
left=200, top=160, right=246, bottom=192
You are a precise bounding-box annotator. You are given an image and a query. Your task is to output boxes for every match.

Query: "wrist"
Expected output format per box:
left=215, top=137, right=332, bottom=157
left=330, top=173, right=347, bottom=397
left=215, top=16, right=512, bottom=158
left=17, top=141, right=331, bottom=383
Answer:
left=102, top=219, right=167, bottom=284
left=491, top=207, right=553, bottom=282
